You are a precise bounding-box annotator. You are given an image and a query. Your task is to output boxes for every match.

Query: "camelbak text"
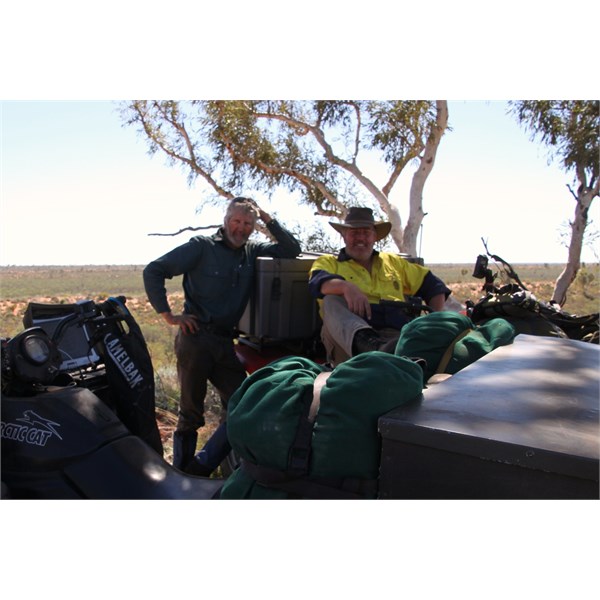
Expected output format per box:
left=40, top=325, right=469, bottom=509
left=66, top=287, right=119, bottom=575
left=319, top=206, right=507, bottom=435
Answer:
left=104, top=334, right=144, bottom=388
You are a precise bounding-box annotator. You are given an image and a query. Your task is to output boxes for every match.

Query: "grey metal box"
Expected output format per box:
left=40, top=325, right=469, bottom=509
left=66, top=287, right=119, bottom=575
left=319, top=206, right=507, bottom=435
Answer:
left=238, top=254, right=321, bottom=341
left=378, top=335, right=600, bottom=499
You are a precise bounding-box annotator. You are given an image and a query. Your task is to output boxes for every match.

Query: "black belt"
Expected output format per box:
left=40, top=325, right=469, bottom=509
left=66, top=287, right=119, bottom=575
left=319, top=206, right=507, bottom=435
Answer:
left=197, top=322, right=236, bottom=339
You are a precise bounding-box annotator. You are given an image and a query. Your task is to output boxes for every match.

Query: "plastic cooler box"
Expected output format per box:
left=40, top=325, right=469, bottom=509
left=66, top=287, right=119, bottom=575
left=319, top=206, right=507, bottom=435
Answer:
left=238, top=253, right=321, bottom=341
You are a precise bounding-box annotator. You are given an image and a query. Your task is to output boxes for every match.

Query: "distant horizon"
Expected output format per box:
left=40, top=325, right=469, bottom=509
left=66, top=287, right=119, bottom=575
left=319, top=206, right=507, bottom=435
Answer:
left=3, top=260, right=597, bottom=269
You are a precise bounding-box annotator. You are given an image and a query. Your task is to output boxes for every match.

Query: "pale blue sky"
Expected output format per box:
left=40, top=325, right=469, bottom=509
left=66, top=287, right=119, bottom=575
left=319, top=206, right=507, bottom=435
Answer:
left=1, top=100, right=597, bottom=265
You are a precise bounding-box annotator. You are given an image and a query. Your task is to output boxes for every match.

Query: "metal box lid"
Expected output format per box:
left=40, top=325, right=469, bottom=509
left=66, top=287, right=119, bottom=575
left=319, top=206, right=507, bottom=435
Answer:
left=253, top=253, right=322, bottom=273
left=379, top=334, right=600, bottom=481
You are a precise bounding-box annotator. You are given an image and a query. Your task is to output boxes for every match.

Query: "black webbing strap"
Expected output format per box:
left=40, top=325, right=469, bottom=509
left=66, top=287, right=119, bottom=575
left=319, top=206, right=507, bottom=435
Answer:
left=241, top=459, right=378, bottom=500
left=241, top=371, right=379, bottom=499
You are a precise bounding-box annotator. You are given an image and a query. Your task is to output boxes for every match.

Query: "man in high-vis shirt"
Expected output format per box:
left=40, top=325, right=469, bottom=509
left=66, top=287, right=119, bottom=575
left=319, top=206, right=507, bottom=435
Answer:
left=309, top=207, right=451, bottom=365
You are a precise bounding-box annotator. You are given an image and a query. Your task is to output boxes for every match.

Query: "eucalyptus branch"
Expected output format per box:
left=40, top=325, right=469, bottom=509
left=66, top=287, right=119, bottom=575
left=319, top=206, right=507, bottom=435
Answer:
left=350, top=101, right=361, bottom=164
left=148, top=222, right=272, bottom=240
left=219, top=126, right=346, bottom=215
left=249, top=107, right=390, bottom=209
left=148, top=224, right=220, bottom=237
left=154, top=102, right=199, bottom=170
left=139, top=102, right=232, bottom=199
left=566, top=184, right=578, bottom=201
left=382, top=147, right=422, bottom=197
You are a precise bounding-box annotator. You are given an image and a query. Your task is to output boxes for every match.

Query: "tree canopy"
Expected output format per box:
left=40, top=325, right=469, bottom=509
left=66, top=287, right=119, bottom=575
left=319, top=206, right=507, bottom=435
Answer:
left=509, top=100, right=599, bottom=305
left=509, top=101, right=598, bottom=189
left=120, top=100, right=448, bottom=255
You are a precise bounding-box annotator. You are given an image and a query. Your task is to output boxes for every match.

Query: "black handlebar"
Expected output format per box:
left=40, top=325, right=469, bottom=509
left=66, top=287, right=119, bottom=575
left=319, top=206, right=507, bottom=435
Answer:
left=50, top=296, right=129, bottom=346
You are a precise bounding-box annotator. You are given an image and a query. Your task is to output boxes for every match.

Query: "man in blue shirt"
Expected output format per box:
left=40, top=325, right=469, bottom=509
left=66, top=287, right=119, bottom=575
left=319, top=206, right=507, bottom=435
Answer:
left=144, top=197, right=301, bottom=472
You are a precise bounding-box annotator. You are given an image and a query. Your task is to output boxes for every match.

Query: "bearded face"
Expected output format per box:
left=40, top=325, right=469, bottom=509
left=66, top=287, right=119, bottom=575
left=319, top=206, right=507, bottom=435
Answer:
left=223, top=207, right=256, bottom=249
left=342, top=227, right=377, bottom=264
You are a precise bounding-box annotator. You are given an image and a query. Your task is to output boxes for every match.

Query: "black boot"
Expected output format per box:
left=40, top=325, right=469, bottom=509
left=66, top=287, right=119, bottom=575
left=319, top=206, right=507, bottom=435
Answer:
left=183, top=457, right=213, bottom=477
left=172, top=430, right=198, bottom=471
left=183, top=422, right=231, bottom=477
left=352, top=328, right=383, bottom=355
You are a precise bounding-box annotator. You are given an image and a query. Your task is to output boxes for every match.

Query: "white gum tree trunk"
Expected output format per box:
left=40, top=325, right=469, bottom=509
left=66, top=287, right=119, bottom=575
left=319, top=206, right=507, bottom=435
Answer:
left=552, top=182, right=598, bottom=306
left=402, top=100, right=449, bottom=257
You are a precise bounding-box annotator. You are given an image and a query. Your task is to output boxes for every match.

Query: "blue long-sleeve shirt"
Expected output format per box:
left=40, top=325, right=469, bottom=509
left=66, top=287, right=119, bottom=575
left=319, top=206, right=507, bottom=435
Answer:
left=144, top=220, right=301, bottom=330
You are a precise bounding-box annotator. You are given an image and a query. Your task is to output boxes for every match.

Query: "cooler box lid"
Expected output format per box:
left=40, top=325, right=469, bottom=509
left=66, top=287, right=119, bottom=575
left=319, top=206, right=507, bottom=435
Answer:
left=254, top=253, right=321, bottom=273
left=379, top=334, right=600, bottom=481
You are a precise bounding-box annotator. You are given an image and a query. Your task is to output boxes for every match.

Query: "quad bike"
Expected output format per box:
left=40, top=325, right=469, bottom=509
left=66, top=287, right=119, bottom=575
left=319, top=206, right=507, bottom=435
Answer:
left=1, top=297, right=224, bottom=499
left=466, top=240, right=599, bottom=344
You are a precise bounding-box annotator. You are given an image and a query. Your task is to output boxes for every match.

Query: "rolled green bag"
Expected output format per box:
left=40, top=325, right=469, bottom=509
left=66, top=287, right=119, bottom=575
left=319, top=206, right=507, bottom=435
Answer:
left=221, top=356, right=324, bottom=499
left=310, top=352, right=423, bottom=479
left=394, top=311, right=515, bottom=380
left=220, top=352, right=423, bottom=499
left=446, top=319, right=516, bottom=375
left=226, top=355, right=325, bottom=471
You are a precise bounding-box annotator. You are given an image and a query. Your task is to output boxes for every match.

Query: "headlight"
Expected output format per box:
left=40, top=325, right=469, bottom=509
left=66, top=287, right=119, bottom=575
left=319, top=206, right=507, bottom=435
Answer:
left=3, top=328, right=61, bottom=387
left=23, top=334, right=52, bottom=364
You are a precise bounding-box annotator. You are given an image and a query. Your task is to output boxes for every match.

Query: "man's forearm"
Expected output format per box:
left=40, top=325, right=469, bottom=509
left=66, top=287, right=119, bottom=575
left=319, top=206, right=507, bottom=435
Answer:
left=320, top=279, right=350, bottom=296
left=428, top=293, right=446, bottom=311
left=143, top=264, right=170, bottom=314
left=267, top=220, right=301, bottom=257
left=320, top=279, right=372, bottom=319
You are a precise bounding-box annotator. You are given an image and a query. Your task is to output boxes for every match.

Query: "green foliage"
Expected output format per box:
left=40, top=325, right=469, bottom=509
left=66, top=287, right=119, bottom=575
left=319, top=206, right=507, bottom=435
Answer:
left=508, top=100, right=599, bottom=184
left=289, top=222, right=339, bottom=254
left=366, top=100, right=437, bottom=164
left=508, top=100, right=599, bottom=303
left=120, top=100, right=442, bottom=221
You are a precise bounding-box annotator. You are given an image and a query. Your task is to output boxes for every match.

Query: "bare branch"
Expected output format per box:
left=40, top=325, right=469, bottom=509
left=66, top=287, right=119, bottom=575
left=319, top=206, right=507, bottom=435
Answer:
left=250, top=108, right=395, bottom=215
left=381, top=146, right=423, bottom=197
left=136, top=102, right=232, bottom=200
left=217, top=114, right=346, bottom=214
left=350, top=101, right=361, bottom=164
left=566, top=184, right=578, bottom=200
left=148, top=224, right=220, bottom=237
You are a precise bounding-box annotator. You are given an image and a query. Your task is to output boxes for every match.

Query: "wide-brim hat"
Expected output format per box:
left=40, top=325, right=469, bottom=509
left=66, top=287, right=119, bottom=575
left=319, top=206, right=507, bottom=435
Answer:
left=329, top=207, right=392, bottom=242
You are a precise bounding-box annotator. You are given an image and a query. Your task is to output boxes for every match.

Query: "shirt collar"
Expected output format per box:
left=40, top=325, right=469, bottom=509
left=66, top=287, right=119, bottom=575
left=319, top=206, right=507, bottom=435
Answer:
left=212, top=227, right=226, bottom=243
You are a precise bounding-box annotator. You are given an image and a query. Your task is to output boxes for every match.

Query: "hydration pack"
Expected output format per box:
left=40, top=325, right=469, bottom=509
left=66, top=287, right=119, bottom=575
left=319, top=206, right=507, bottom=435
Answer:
left=23, top=297, right=163, bottom=455
left=92, top=297, right=163, bottom=455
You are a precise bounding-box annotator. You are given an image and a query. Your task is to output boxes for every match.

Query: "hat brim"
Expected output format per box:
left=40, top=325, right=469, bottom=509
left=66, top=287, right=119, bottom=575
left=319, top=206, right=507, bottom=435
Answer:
left=329, top=221, right=392, bottom=242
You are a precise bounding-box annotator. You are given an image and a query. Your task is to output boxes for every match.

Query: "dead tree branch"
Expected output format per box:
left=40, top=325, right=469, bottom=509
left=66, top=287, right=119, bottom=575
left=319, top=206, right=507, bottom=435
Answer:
left=148, top=224, right=220, bottom=237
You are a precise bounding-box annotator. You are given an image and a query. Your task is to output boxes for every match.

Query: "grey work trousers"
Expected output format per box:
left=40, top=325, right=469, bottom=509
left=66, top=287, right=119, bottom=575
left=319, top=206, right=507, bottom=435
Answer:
left=174, top=329, right=246, bottom=433
left=320, top=295, right=400, bottom=366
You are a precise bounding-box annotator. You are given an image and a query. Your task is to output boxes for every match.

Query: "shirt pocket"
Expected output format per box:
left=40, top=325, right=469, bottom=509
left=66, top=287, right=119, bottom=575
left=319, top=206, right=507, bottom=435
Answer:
left=377, top=267, right=404, bottom=300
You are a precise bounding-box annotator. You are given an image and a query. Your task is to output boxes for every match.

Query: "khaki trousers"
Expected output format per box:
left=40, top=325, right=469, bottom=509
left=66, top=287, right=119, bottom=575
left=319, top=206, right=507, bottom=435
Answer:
left=174, top=329, right=246, bottom=433
left=320, top=295, right=399, bottom=366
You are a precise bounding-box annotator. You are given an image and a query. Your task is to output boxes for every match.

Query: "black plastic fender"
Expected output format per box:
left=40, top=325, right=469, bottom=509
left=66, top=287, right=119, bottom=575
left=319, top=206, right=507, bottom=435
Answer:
left=1, top=386, right=223, bottom=499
